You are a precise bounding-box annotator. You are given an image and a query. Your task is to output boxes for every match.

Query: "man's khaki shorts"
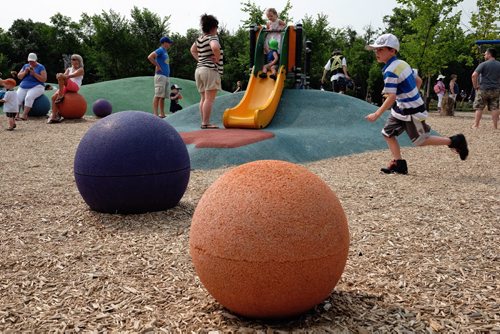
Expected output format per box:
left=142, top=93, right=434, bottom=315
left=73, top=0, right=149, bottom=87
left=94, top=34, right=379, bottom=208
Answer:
left=473, top=88, right=500, bottom=111
left=154, top=74, right=170, bottom=98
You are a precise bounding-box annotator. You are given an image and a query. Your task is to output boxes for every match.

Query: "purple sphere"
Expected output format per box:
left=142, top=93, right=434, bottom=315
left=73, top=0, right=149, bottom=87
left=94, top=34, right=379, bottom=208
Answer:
left=92, top=98, right=112, bottom=117
left=74, top=111, right=190, bottom=214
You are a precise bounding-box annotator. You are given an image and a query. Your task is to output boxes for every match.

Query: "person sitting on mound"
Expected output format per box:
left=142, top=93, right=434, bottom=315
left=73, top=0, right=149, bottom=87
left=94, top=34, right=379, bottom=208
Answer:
left=259, top=38, right=279, bottom=80
left=48, top=54, right=84, bottom=124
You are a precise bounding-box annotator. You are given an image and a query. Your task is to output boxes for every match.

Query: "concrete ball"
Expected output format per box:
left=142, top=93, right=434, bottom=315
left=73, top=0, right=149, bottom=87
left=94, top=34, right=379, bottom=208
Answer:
left=189, top=160, right=349, bottom=318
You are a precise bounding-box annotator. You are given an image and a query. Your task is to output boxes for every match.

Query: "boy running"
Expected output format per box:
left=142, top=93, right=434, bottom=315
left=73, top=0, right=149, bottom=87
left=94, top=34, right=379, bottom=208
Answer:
left=364, top=33, right=468, bottom=174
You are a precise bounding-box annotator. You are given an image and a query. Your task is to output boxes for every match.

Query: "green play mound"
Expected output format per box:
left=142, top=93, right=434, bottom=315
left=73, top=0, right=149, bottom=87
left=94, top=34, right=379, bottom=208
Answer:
left=1, top=77, right=228, bottom=115
left=167, top=90, right=414, bottom=170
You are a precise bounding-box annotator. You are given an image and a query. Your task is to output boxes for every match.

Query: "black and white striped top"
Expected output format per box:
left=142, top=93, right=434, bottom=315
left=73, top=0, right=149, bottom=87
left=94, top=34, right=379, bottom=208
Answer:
left=196, top=34, right=223, bottom=76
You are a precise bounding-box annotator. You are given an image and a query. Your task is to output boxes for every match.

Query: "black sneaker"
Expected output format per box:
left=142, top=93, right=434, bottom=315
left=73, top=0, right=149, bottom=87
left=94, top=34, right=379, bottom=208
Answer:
left=259, top=73, right=267, bottom=79
left=270, top=74, right=277, bottom=80
left=448, top=134, right=468, bottom=160
left=381, top=159, right=408, bottom=174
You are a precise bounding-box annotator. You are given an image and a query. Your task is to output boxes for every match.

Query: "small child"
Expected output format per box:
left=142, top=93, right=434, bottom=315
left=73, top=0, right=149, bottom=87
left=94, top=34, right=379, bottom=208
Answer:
left=259, top=39, right=279, bottom=80
left=264, top=8, right=286, bottom=54
left=0, top=78, right=18, bottom=131
left=169, top=84, right=183, bottom=113
left=364, top=33, right=468, bottom=174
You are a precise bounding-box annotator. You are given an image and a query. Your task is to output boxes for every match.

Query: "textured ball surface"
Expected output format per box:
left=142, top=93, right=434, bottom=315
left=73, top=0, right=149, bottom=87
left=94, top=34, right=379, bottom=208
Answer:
left=58, top=92, right=87, bottom=119
left=189, top=160, right=349, bottom=318
left=28, top=94, right=50, bottom=116
left=92, top=98, right=112, bottom=117
left=74, top=111, right=190, bottom=214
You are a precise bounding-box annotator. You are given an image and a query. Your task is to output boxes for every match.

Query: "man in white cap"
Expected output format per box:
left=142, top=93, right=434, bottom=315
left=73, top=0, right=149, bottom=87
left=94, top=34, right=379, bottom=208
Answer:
left=364, top=33, right=469, bottom=174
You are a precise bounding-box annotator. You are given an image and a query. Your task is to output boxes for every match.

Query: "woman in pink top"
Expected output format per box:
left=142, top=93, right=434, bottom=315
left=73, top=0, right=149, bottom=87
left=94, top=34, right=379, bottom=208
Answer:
left=48, top=54, right=84, bottom=123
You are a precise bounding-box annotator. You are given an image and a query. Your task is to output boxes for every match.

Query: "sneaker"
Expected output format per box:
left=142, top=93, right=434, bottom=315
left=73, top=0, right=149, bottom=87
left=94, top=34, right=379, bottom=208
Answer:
left=259, top=73, right=267, bottom=79
left=270, top=74, right=277, bottom=80
left=448, top=134, right=468, bottom=160
left=381, top=159, right=408, bottom=174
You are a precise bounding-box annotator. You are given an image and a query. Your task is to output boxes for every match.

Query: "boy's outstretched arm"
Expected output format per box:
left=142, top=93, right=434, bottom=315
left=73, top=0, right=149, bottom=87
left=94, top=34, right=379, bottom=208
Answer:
left=365, top=93, right=396, bottom=122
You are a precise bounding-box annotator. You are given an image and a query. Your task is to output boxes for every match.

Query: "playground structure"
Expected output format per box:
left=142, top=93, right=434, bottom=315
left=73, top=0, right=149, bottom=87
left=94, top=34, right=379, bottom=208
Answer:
left=223, top=24, right=311, bottom=129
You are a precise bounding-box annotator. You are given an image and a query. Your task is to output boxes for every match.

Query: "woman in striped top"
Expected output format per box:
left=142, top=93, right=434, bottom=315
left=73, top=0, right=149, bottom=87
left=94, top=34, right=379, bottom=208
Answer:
left=190, top=14, right=223, bottom=129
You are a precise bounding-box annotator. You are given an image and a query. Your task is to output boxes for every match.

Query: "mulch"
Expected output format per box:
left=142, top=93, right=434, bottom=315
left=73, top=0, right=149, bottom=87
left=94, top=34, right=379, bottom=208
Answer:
left=0, top=112, right=498, bottom=332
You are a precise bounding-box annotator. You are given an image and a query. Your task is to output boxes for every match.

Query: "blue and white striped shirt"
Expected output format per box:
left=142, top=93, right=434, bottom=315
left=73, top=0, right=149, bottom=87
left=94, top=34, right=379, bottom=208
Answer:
left=382, top=56, right=427, bottom=121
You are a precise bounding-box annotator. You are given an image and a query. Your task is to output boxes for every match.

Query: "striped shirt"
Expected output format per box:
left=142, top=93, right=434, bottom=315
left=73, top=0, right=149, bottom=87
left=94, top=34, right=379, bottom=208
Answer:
left=382, top=56, right=427, bottom=121
left=195, top=34, right=223, bottom=75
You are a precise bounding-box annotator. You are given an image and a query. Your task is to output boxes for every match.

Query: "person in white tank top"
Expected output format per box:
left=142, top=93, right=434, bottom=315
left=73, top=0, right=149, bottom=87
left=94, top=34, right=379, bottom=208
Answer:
left=264, top=8, right=286, bottom=54
left=48, top=54, right=84, bottom=123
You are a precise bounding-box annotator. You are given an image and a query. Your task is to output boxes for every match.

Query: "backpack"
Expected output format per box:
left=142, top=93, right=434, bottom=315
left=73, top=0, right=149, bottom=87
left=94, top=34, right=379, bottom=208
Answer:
left=328, top=55, right=344, bottom=76
left=454, top=82, right=459, bottom=94
left=433, top=83, right=441, bottom=94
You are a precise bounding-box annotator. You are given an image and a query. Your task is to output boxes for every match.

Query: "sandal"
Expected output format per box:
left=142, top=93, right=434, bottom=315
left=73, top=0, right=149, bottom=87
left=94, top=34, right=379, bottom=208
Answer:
left=54, top=95, right=65, bottom=104
left=201, top=124, right=219, bottom=129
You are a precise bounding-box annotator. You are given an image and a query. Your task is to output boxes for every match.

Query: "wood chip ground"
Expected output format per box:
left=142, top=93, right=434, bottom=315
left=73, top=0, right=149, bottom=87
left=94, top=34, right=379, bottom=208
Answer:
left=0, top=113, right=498, bottom=333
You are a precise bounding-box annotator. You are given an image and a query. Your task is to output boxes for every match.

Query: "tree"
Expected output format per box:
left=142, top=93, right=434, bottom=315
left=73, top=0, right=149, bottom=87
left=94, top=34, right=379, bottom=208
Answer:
left=130, top=7, right=171, bottom=75
left=82, top=10, right=138, bottom=80
left=470, top=0, right=500, bottom=40
left=386, top=0, right=465, bottom=101
left=7, top=19, right=59, bottom=79
left=240, top=0, right=293, bottom=27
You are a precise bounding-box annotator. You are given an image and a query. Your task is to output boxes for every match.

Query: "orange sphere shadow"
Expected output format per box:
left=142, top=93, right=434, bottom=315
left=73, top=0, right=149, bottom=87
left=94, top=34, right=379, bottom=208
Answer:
left=57, top=92, right=87, bottom=119
left=189, top=160, right=350, bottom=318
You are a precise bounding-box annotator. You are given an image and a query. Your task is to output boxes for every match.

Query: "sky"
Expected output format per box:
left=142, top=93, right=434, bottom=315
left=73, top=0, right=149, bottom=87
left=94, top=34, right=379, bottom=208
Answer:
left=0, top=0, right=478, bottom=35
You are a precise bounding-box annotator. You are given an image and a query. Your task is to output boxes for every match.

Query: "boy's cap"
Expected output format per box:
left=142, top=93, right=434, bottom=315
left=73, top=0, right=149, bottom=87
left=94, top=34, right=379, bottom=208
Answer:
left=437, top=74, right=445, bottom=80
left=365, top=33, right=400, bottom=51
left=268, top=38, right=279, bottom=50
left=27, top=52, right=38, bottom=61
left=171, top=84, right=181, bottom=89
left=160, top=36, right=173, bottom=44
left=0, top=78, right=16, bottom=87
left=331, top=49, right=342, bottom=55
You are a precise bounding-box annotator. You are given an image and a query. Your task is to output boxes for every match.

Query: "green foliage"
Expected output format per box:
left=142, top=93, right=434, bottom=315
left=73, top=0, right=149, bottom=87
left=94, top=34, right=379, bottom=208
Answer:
left=470, top=0, right=500, bottom=39
left=469, top=0, right=500, bottom=59
left=0, top=1, right=487, bottom=104
left=386, top=0, right=466, bottom=99
left=240, top=0, right=293, bottom=26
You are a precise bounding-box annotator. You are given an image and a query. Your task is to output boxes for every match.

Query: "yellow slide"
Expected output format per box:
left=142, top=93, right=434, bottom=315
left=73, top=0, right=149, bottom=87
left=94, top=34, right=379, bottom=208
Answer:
left=223, top=65, right=286, bottom=129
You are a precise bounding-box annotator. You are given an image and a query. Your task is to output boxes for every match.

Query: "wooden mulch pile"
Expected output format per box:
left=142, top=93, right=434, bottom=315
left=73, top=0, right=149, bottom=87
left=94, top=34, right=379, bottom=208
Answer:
left=0, top=113, right=498, bottom=333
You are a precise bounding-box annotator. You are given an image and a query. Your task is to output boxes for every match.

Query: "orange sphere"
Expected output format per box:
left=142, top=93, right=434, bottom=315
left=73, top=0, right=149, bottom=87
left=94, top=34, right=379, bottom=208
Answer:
left=57, top=92, right=87, bottom=119
left=189, top=160, right=349, bottom=318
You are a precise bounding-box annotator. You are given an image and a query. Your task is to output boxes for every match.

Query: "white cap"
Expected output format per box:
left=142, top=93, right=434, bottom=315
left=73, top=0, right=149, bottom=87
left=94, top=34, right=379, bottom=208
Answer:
left=365, top=33, right=400, bottom=52
left=437, top=74, right=445, bottom=80
left=27, top=53, right=37, bottom=61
